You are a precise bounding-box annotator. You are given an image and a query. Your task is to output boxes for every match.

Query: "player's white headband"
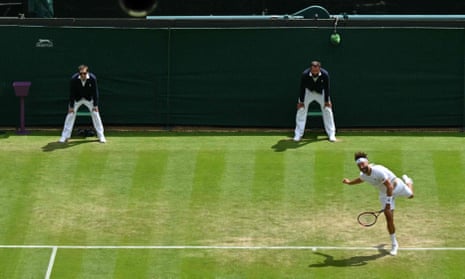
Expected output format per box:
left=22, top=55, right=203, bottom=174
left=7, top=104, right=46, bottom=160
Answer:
left=355, top=157, right=368, bottom=164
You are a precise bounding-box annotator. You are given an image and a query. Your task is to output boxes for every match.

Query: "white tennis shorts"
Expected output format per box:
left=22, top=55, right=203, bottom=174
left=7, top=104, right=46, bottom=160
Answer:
left=379, top=178, right=413, bottom=210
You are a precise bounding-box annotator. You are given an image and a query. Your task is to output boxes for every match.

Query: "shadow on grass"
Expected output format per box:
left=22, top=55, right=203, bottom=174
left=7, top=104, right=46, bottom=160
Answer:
left=41, top=139, right=100, bottom=152
left=271, top=135, right=326, bottom=152
left=4, top=127, right=464, bottom=138
left=308, top=245, right=389, bottom=267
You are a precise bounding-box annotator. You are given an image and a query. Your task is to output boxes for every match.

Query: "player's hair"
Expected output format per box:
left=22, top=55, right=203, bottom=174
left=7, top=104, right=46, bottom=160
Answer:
left=354, top=151, right=368, bottom=161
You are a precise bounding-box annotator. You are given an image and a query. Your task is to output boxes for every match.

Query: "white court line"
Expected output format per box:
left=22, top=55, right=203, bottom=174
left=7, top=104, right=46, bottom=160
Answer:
left=1, top=245, right=465, bottom=251
left=0, top=245, right=461, bottom=279
left=44, top=246, right=57, bottom=279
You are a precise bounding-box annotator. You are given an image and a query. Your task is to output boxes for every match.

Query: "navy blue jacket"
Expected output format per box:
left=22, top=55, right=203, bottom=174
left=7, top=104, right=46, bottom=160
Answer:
left=299, top=67, right=330, bottom=103
left=69, top=72, right=99, bottom=108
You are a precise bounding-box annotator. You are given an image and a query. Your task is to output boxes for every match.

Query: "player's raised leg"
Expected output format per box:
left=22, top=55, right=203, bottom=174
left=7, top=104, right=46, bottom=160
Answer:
left=402, top=174, right=414, bottom=198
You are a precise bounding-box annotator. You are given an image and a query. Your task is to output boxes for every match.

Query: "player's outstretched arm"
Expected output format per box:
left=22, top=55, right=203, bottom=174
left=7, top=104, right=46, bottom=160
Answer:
left=342, top=177, right=363, bottom=185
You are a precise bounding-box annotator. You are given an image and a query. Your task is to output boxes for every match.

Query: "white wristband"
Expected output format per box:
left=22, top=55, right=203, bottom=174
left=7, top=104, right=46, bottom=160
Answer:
left=385, top=196, right=393, bottom=204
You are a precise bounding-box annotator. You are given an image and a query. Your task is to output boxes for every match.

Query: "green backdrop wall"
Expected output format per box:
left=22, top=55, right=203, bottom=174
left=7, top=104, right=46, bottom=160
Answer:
left=0, top=21, right=463, bottom=128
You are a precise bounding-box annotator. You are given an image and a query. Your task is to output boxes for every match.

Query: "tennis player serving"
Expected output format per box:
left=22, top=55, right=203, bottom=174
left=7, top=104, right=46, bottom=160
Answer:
left=342, top=151, right=414, bottom=256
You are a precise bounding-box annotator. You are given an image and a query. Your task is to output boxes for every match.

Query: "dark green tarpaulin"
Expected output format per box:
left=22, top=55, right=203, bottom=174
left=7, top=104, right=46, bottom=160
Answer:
left=0, top=20, right=463, bottom=128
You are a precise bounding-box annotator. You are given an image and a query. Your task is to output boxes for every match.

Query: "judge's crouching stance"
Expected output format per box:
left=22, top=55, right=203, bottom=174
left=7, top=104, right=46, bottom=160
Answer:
left=294, top=60, right=336, bottom=142
left=59, top=65, right=106, bottom=143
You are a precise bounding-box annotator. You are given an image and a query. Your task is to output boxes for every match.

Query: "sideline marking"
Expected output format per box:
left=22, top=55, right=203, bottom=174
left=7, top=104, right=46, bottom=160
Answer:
left=45, top=246, right=57, bottom=279
left=1, top=245, right=465, bottom=251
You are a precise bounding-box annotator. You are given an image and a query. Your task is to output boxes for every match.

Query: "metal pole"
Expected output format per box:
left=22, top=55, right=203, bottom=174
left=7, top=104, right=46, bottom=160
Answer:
left=13, top=81, right=30, bottom=135
left=18, top=96, right=28, bottom=134
left=165, top=27, right=172, bottom=130
left=463, top=29, right=465, bottom=132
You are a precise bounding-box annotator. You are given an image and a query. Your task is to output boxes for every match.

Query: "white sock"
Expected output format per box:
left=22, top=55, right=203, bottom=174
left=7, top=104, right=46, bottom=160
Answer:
left=390, top=233, right=398, bottom=246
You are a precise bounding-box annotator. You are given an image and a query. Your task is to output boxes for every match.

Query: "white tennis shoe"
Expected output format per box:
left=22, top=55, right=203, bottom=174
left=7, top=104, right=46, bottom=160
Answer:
left=390, top=244, right=398, bottom=256
left=402, top=174, right=413, bottom=185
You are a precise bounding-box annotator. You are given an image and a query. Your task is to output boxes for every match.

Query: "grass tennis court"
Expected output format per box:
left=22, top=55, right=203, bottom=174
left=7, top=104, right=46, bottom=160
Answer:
left=0, top=129, right=464, bottom=278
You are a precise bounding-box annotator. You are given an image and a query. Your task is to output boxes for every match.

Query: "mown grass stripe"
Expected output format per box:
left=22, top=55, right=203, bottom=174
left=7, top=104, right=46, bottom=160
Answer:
left=155, top=150, right=196, bottom=244
left=342, top=151, right=367, bottom=209
left=313, top=150, right=346, bottom=206
left=1, top=154, right=44, bottom=244
left=221, top=150, right=254, bottom=202
left=79, top=249, right=117, bottom=279
left=187, top=150, right=227, bottom=246
left=88, top=150, right=137, bottom=242
left=143, top=150, right=198, bottom=277
left=210, top=150, right=255, bottom=245
left=128, top=150, right=169, bottom=202
left=115, top=249, right=157, bottom=279
left=52, top=150, right=119, bottom=278
left=0, top=153, right=24, bottom=244
left=131, top=150, right=169, bottom=186
left=371, top=148, right=402, bottom=176
left=401, top=150, right=437, bottom=202
left=190, top=150, right=225, bottom=205
left=247, top=150, right=287, bottom=246
left=55, top=150, right=111, bottom=245
left=29, top=152, right=82, bottom=244
left=110, top=151, right=169, bottom=276
left=252, top=150, right=285, bottom=202
left=124, top=150, right=169, bottom=241
left=283, top=151, right=316, bottom=205
left=181, top=253, right=218, bottom=278
left=51, top=249, right=84, bottom=278
left=433, top=151, right=465, bottom=204
left=0, top=248, right=52, bottom=279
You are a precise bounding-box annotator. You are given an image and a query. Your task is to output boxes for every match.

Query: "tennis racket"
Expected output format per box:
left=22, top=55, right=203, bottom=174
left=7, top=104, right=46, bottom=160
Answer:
left=357, top=209, right=384, bottom=227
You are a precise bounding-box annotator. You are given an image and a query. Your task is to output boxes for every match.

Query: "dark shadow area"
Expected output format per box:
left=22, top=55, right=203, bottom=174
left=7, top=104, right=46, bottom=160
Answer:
left=309, top=245, right=389, bottom=268
left=271, top=135, right=326, bottom=152
left=2, top=127, right=463, bottom=138
left=339, top=127, right=465, bottom=137
left=41, top=139, right=100, bottom=152
left=16, top=128, right=292, bottom=138
left=0, top=131, right=9, bottom=139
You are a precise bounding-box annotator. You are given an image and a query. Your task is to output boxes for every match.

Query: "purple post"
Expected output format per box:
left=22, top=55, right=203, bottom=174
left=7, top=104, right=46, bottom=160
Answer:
left=12, top=81, right=31, bottom=135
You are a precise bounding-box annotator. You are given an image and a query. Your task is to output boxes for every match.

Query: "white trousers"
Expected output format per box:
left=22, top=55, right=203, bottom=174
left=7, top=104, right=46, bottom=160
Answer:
left=294, top=89, right=336, bottom=139
left=60, top=99, right=105, bottom=140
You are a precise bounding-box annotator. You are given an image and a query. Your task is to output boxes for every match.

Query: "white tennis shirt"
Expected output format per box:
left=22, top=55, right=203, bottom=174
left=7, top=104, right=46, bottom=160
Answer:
left=360, top=164, right=396, bottom=194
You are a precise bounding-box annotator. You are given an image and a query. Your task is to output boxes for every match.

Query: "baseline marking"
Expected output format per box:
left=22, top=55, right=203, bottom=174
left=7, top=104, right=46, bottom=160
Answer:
left=1, top=245, right=465, bottom=251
